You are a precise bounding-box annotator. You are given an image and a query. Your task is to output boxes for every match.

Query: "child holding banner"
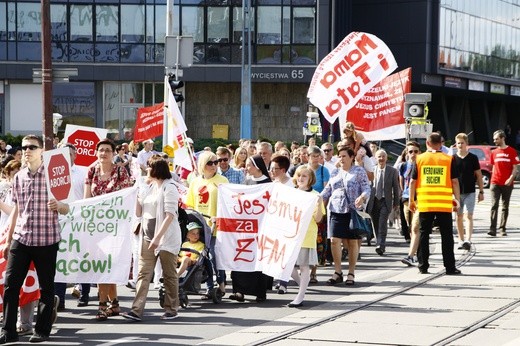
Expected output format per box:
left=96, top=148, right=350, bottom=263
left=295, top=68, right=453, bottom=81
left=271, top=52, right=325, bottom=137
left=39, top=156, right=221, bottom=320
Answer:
left=286, top=165, right=324, bottom=307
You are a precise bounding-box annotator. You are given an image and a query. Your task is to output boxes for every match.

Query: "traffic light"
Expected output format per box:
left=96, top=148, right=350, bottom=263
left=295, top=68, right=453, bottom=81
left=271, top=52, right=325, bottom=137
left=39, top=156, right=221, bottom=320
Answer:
left=168, top=74, right=184, bottom=103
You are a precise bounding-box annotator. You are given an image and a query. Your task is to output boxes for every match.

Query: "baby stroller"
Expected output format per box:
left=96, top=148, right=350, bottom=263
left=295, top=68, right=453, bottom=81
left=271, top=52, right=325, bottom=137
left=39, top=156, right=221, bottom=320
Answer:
left=159, top=208, right=223, bottom=308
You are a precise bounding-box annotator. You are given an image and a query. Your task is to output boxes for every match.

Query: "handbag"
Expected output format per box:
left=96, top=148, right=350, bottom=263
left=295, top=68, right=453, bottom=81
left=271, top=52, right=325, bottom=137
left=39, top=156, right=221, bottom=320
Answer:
left=349, top=209, right=374, bottom=239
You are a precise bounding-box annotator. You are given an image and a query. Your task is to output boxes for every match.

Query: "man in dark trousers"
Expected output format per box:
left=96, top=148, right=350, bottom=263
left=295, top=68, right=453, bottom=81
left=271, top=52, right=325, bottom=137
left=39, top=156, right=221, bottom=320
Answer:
left=409, top=132, right=461, bottom=275
left=0, top=135, right=69, bottom=344
left=368, top=149, right=400, bottom=255
left=488, top=129, right=520, bottom=237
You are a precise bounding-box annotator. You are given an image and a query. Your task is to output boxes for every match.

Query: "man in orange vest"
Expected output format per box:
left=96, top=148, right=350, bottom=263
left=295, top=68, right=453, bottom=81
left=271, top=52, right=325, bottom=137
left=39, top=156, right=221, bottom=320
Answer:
left=409, top=132, right=462, bottom=275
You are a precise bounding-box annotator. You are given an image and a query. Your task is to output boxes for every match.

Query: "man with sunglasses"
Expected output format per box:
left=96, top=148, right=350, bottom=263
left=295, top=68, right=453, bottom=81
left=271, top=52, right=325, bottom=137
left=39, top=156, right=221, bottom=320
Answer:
left=216, top=147, right=244, bottom=184
left=321, top=142, right=337, bottom=173
left=0, top=135, right=70, bottom=344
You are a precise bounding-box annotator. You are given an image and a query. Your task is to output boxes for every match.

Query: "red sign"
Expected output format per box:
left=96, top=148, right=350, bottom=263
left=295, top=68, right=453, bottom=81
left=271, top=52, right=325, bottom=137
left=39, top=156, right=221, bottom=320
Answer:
left=345, top=67, right=412, bottom=141
left=133, top=103, right=164, bottom=143
left=0, top=236, right=40, bottom=311
left=47, top=153, right=72, bottom=201
left=68, top=129, right=103, bottom=167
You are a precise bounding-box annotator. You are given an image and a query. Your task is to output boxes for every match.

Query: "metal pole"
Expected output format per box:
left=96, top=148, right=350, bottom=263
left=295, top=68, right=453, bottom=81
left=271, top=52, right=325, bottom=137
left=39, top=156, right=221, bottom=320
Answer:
left=240, top=0, right=252, bottom=139
left=42, top=0, right=53, bottom=149
left=163, top=0, right=173, bottom=149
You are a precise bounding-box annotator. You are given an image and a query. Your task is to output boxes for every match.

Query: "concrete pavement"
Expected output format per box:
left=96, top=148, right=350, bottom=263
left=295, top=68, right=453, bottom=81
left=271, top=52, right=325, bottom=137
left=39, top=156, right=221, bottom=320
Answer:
left=11, top=192, right=519, bottom=345
left=204, top=195, right=520, bottom=346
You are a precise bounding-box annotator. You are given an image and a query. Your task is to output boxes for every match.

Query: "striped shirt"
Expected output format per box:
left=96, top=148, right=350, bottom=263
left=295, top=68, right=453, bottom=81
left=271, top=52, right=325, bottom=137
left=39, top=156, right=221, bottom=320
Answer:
left=12, top=164, right=61, bottom=246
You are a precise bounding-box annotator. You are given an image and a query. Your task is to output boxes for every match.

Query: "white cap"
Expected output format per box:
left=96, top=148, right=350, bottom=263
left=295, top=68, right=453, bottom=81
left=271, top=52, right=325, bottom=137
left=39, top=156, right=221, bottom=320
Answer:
left=143, top=139, right=154, bottom=144
left=185, top=137, right=194, bottom=144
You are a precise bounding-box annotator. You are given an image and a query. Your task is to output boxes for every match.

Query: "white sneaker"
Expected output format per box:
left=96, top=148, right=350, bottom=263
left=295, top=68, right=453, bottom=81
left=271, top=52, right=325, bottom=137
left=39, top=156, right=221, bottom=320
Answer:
left=126, top=280, right=136, bottom=289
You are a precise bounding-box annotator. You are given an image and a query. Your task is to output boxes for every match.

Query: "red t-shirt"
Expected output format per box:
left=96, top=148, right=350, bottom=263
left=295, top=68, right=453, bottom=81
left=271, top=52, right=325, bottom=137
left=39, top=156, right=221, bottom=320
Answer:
left=490, top=146, right=520, bottom=185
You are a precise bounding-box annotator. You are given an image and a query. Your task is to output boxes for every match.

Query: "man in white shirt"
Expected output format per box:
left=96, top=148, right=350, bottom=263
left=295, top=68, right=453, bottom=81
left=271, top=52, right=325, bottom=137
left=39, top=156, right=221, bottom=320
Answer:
left=137, top=139, right=156, bottom=175
left=321, top=142, right=337, bottom=173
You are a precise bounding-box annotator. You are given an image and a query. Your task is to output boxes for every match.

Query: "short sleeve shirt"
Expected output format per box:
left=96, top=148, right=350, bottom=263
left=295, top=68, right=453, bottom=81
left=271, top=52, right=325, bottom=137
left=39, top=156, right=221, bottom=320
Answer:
left=12, top=165, right=61, bottom=246
left=454, top=152, right=480, bottom=194
left=490, top=146, right=520, bottom=185
left=85, top=164, right=133, bottom=197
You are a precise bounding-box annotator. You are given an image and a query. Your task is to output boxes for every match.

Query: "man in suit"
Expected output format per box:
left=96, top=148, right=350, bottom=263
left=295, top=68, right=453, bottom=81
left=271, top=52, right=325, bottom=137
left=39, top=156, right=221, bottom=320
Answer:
left=368, top=149, right=401, bottom=255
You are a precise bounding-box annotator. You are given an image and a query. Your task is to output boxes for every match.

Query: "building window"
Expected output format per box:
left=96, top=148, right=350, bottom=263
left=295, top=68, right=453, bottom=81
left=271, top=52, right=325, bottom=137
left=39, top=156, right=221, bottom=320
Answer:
left=96, top=5, right=118, bottom=42
left=53, top=82, right=96, bottom=131
left=104, top=82, right=163, bottom=141
left=439, top=0, right=520, bottom=80
left=70, top=4, right=93, bottom=42
left=121, top=5, right=145, bottom=43
left=17, top=2, right=41, bottom=42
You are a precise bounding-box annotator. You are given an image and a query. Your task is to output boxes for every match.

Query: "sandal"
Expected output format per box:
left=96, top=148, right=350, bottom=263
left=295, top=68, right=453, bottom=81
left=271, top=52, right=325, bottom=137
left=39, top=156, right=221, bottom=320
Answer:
left=96, top=302, right=108, bottom=321
left=309, top=274, right=318, bottom=284
left=105, top=299, right=120, bottom=317
left=345, top=273, right=355, bottom=286
left=326, top=272, right=343, bottom=285
left=229, top=292, right=245, bottom=302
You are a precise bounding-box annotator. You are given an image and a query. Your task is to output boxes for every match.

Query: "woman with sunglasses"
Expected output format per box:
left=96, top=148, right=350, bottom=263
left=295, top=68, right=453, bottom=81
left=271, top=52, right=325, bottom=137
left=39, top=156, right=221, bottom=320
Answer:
left=186, top=151, right=228, bottom=297
left=84, top=139, right=133, bottom=321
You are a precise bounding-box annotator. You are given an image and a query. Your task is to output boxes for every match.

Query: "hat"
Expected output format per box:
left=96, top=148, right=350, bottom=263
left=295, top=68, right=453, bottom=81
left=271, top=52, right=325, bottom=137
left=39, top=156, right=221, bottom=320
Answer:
left=185, top=137, right=194, bottom=144
left=187, top=222, right=202, bottom=231
left=143, top=139, right=154, bottom=144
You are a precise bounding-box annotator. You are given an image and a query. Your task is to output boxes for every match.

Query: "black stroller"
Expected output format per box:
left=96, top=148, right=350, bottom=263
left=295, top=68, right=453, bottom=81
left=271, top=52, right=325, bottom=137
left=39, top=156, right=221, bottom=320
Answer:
left=159, top=208, right=223, bottom=308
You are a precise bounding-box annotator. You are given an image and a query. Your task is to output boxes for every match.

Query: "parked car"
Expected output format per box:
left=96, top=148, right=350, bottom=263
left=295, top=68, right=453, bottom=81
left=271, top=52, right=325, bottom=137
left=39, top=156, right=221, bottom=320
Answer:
left=467, top=145, right=496, bottom=189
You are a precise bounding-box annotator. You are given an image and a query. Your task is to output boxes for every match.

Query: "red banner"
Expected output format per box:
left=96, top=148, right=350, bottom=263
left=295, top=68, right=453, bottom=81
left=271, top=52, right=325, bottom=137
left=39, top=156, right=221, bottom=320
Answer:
left=344, top=67, right=412, bottom=141
left=0, top=236, right=40, bottom=311
left=133, top=103, right=164, bottom=143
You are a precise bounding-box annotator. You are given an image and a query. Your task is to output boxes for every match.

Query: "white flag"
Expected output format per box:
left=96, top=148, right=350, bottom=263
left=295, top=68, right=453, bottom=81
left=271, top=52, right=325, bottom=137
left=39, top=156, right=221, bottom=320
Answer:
left=163, top=76, right=188, bottom=149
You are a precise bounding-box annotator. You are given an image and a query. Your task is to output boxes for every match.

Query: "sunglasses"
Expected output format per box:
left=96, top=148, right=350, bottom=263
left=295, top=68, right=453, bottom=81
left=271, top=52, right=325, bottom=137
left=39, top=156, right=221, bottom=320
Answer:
left=206, top=160, right=219, bottom=166
left=408, top=150, right=419, bottom=154
left=21, top=145, right=40, bottom=151
left=323, top=149, right=332, bottom=153
left=218, top=158, right=229, bottom=162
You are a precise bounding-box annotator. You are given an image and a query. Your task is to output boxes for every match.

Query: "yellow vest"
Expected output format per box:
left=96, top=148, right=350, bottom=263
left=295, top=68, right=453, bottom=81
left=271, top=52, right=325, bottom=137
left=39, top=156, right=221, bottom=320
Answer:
left=415, top=151, right=453, bottom=213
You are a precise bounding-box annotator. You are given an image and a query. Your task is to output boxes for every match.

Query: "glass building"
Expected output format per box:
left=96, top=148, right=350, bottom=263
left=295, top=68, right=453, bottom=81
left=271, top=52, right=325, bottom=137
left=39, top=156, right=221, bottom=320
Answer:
left=0, top=0, right=322, bottom=139
left=0, top=0, right=519, bottom=143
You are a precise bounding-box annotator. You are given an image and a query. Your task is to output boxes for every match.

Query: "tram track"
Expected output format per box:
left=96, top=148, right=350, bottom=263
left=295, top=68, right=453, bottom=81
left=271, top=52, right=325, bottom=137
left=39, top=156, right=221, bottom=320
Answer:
left=251, top=244, right=517, bottom=346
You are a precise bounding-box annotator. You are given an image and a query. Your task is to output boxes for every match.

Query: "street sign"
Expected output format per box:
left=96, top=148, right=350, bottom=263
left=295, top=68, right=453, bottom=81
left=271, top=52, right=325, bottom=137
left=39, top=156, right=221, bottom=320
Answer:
left=164, top=36, right=194, bottom=68
left=32, top=68, right=78, bottom=83
left=63, top=125, right=108, bottom=167
left=43, top=147, right=72, bottom=202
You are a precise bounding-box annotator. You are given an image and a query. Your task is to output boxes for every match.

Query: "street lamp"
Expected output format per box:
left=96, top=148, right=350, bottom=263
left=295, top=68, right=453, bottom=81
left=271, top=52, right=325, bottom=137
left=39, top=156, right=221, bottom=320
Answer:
left=52, top=112, right=63, bottom=135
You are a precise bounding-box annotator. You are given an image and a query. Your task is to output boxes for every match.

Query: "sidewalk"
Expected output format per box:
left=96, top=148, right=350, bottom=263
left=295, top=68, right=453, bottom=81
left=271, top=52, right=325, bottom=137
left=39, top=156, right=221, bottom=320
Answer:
left=204, top=196, right=520, bottom=345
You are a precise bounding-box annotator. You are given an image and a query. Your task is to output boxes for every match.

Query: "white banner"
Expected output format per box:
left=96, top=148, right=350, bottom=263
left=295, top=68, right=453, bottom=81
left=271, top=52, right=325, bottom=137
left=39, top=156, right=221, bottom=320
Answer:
left=307, top=32, right=397, bottom=124
left=55, top=187, right=138, bottom=284
left=216, top=184, right=269, bottom=272
left=216, top=184, right=317, bottom=282
left=255, top=184, right=318, bottom=281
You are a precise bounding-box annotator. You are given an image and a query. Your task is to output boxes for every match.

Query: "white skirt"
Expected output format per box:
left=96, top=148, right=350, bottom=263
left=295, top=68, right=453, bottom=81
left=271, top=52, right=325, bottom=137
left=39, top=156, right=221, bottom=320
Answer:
left=295, top=248, right=318, bottom=266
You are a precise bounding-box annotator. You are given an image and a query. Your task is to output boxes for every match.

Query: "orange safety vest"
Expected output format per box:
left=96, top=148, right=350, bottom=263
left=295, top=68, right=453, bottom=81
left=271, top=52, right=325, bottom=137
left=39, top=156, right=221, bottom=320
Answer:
left=415, top=151, right=453, bottom=213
